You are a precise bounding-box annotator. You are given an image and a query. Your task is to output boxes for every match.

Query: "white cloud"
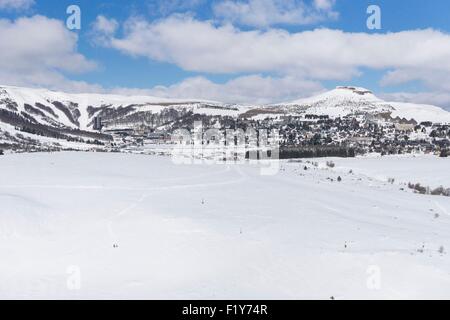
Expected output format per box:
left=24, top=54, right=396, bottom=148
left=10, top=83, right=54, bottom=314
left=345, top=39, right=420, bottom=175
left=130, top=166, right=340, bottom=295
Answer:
left=381, top=68, right=450, bottom=92
left=100, top=15, right=450, bottom=88
left=93, top=15, right=119, bottom=35
left=213, top=0, right=338, bottom=27
left=91, top=15, right=119, bottom=46
left=0, top=15, right=324, bottom=104
left=313, top=0, right=335, bottom=11
left=381, top=91, right=450, bottom=111
left=0, top=15, right=97, bottom=91
left=94, top=15, right=450, bottom=107
left=0, top=0, right=34, bottom=10
left=138, top=74, right=324, bottom=104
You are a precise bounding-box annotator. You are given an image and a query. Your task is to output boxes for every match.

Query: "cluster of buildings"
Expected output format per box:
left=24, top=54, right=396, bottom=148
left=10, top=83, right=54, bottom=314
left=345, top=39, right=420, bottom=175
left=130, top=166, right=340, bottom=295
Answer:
left=99, top=111, right=450, bottom=158
left=274, top=114, right=449, bottom=156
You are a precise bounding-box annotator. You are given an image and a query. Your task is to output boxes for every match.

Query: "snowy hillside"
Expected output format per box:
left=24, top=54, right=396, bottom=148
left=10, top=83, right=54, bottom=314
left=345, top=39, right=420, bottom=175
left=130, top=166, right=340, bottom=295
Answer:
left=0, top=152, right=449, bottom=299
left=276, top=86, right=450, bottom=123
left=2, top=85, right=449, bottom=131
left=1, top=84, right=449, bottom=152
left=0, top=85, right=231, bottom=130
left=0, top=85, right=249, bottom=150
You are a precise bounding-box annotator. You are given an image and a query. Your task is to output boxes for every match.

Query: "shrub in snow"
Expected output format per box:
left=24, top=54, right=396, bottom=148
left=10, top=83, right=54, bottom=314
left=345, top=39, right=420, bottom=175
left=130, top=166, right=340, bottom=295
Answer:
left=430, top=186, right=450, bottom=197
left=431, top=187, right=445, bottom=196
left=408, top=182, right=450, bottom=197
left=337, top=176, right=342, bottom=182
left=408, top=183, right=427, bottom=194
left=388, top=178, right=395, bottom=184
left=326, top=161, right=335, bottom=168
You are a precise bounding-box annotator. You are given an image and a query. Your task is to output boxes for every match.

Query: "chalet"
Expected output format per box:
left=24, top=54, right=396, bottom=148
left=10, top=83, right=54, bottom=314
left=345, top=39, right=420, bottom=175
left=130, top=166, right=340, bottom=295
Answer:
left=395, top=123, right=415, bottom=132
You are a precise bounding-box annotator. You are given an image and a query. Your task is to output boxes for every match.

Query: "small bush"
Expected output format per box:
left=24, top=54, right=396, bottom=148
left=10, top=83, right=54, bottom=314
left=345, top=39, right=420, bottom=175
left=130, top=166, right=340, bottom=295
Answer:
left=326, top=160, right=335, bottom=168
left=430, top=186, right=450, bottom=197
left=408, top=182, right=450, bottom=197
left=408, top=182, right=427, bottom=194
left=431, top=186, right=444, bottom=196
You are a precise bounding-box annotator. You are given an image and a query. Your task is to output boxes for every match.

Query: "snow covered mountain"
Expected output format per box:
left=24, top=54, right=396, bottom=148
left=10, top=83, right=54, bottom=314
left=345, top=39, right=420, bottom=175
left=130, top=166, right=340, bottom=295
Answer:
left=1, top=84, right=449, bottom=151
left=273, top=86, right=450, bottom=124
left=0, top=85, right=243, bottom=130
left=0, top=85, right=248, bottom=150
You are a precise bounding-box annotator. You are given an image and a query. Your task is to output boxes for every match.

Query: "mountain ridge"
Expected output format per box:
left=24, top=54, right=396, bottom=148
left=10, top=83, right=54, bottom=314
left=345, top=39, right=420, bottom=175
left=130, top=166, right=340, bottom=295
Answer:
left=273, top=86, right=450, bottom=124
left=2, top=84, right=450, bottom=126
left=1, top=84, right=450, bottom=152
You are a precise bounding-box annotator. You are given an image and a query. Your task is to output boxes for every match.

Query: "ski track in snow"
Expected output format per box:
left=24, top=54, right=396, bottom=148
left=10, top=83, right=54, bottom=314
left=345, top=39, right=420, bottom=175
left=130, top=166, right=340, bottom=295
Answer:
left=0, top=152, right=450, bottom=299
left=107, top=166, right=248, bottom=242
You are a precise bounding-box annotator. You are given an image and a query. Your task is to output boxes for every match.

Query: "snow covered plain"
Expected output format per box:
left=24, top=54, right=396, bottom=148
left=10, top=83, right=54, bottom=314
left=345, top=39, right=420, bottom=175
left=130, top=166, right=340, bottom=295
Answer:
left=1, top=152, right=450, bottom=299
left=318, top=155, right=450, bottom=190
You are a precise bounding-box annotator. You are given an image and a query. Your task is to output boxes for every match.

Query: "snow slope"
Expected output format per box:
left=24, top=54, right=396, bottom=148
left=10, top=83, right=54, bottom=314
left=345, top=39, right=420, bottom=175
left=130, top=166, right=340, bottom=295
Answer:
left=318, top=154, right=450, bottom=189
left=1, top=152, right=449, bottom=299
left=1, top=85, right=215, bottom=130
left=2, top=85, right=450, bottom=131
left=0, top=85, right=254, bottom=149
left=279, top=86, right=450, bottom=123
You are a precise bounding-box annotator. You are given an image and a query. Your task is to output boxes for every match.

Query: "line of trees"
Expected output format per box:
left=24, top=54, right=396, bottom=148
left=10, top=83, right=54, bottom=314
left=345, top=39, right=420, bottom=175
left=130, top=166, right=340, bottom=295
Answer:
left=279, top=146, right=356, bottom=159
left=0, top=109, right=113, bottom=144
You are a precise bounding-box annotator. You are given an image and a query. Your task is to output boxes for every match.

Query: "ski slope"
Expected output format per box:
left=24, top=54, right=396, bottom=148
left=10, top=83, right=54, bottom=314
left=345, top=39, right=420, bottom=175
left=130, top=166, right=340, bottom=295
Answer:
left=0, top=152, right=449, bottom=299
left=0, top=85, right=244, bottom=131
left=279, top=86, right=450, bottom=123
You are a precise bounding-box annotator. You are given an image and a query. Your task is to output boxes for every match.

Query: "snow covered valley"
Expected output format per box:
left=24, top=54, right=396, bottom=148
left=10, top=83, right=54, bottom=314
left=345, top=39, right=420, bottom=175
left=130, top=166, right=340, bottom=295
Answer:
left=0, top=152, right=449, bottom=299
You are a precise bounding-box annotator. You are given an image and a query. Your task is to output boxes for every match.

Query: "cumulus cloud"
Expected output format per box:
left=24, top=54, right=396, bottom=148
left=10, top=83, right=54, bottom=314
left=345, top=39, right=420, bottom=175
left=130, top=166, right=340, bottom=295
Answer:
left=0, top=0, right=34, bottom=10
left=140, top=74, right=324, bottom=104
left=90, top=15, right=119, bottom=46
left=213, top=0, right=338, bottom=27
left=381, top=68, right=450, bottom=92
left=0, top=15, right=324, bottom=104
left=313, top=0, right=335, bottom=11
left=99, top=15, right=450, bottom=88
left=93, top=15, right=119, bottom=35
left=91, top=14, right=450, bottom=107
left=381, top=91, right=450, bottom=111
left=0, top=15, right=97, bottom=91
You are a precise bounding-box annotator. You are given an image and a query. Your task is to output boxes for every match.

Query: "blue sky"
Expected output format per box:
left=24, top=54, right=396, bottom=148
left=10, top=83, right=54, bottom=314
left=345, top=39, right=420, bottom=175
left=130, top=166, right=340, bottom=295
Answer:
left=1, top=0, right=450, bottom=108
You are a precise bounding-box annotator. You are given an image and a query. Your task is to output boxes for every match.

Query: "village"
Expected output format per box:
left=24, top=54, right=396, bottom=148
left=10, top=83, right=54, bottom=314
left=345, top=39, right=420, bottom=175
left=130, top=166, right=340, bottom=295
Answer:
left=98, top=111, right=450, bottom=159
